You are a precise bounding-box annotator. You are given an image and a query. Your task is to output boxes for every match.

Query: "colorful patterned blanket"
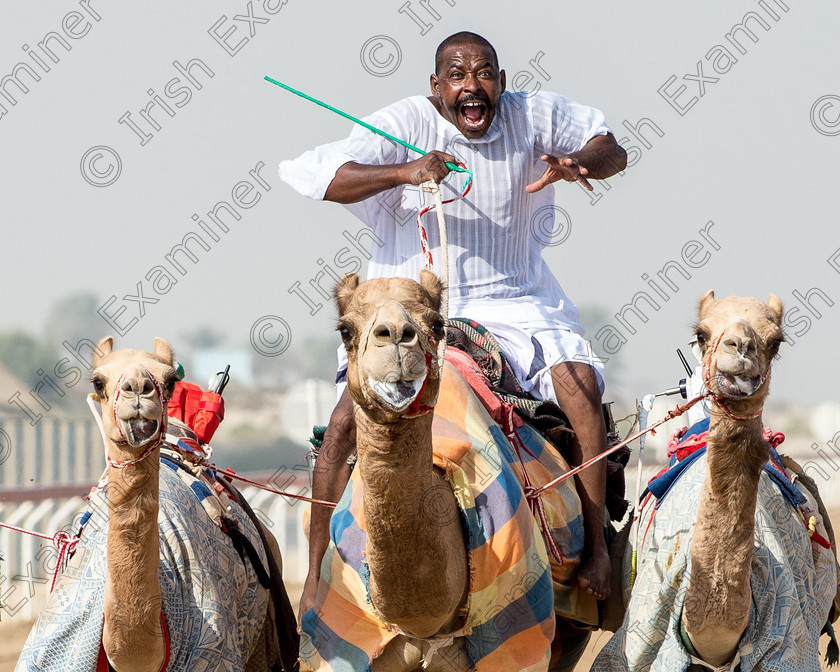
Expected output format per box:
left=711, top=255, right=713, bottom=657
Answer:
left=300, top=358, right=596, bottom=671
left=16, top=445, right=271, bottom=671
left=593, top=420, right=838, bottom=672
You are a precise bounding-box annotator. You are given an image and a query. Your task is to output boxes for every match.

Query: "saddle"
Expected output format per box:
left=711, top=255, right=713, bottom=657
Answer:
left=165, top=418, right=300, bottom=672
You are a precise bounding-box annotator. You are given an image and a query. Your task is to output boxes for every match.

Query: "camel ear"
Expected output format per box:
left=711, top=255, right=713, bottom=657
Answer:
left=153, top=338, right=174, bottom=364
left=93, top=336, right=113, bottom=368
left=418, top=269, right=443, bottom=312
left=698, top=290, right=716, bottom=319
left=767, top=294, right=783, bottom=323
left=334, top=273, right=360, bottom=316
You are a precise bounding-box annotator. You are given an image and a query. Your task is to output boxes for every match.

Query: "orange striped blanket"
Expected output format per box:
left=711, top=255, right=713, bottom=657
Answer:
left=300, top=354, right=597, bottom=671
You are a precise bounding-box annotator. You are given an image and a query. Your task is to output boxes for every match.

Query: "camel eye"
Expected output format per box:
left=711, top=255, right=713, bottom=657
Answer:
left=766, top=338, right=782, bottom=357
left=91, top=377, right=105, bottom=396
left=336, top=322, right=354, bottom=344
left=431, top=320, right=445, bottom=339
left=162, top=376, right=177, bottom=399
left=695, top=332, right=707, bottom=347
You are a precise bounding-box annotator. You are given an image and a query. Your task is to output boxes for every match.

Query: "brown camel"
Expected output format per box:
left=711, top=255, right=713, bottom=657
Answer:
left=334, top=271, right=469, bottom=668
left=594, top=291, right=838, bottom=671
left=300, top=271, right=573, bottom=671
left=17, top=337, right=297, bottom=672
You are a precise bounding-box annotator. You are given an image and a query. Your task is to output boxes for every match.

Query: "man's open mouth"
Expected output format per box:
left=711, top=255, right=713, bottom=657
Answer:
left=459, top=100, right=488, bottom=131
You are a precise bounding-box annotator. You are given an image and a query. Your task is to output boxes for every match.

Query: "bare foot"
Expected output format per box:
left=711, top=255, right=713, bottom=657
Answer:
left=577, top=544, right=611, bottom=601
left=298, top=572, right=319, bottom=628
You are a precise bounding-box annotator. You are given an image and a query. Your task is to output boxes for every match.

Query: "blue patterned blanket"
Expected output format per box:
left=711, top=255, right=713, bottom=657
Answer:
left=593, top=421, right=837, bottom=671
left=16, top=451, right=270, bottom=671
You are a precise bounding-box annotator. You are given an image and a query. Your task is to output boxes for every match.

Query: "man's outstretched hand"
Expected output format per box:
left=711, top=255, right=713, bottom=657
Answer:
left=525, top=154, right=592, bottom=193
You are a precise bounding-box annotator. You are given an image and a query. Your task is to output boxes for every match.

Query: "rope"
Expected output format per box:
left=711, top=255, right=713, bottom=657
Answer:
left=0, top=521, right=80, bottom=592
left=529, top=391, right=711, bottom=497
left=415, top=169, right=471, bottom=271
left=419, top=180, right=450, bottom=373
left=204, top=465, right=337, bottom=509
left=502, top=406, right=565, bottom=565
left=539, top=330, right=767, bottom=503
left=629, top=394, right=655, bottom=588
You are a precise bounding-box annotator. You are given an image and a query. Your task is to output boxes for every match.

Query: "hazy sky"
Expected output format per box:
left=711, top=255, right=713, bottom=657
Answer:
left=2, top=0, right=839, bottom=414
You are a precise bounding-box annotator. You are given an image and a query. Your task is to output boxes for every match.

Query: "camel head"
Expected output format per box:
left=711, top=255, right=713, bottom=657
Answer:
left=90, top=337, right=179, bottom=451
left=694, top=291, right=784, bottom=414
left=334, top=271, right=445, bottom=423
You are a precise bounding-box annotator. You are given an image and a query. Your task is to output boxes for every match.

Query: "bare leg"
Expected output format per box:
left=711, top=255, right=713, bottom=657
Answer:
left=550, top=361, right=610, bottom=600
left=299, top=388, right=356, bottom=621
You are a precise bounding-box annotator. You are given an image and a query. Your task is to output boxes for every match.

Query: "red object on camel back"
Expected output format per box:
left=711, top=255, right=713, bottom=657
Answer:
left=167, top=381, right=225, bottom=444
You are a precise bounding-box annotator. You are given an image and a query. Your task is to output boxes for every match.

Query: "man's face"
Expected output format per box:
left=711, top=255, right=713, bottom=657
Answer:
left=431, top=43, right=506, bottom=138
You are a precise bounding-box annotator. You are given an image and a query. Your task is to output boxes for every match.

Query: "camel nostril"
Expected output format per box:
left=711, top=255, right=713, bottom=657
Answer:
left=400, top=324, right=417, bottom=344
left=120, top=376, right=156, bottom=396
left=373, top=324, right=393, bottom=342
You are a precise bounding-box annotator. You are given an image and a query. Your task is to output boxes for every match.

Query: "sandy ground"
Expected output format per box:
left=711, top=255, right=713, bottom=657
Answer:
left=3, top=511, right=838, bottom=671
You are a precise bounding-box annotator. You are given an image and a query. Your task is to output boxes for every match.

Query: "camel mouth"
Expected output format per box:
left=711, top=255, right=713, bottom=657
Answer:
left=122, top=417, right=160, bottom=446
left=366, top=375, right=425, bottom=413
left=715, top=372, right=762, bottom=398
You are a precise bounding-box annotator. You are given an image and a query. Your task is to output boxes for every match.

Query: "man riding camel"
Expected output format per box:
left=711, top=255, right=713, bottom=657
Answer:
left=279, top=31, right=627, bottom=618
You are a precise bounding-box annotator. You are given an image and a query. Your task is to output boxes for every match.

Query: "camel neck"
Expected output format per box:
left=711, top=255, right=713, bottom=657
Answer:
left=102, top=442, right=165, bottom=665
left=706, top=413, right=768, bottom=499
left=355, top=408, right=434, bottom=465
left=354, top=407, right=468, bottom=637
left=683, top=411, right=767, bottom=648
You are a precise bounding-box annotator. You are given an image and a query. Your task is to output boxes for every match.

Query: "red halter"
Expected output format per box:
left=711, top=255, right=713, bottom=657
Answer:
left=703, top=331, right=766, bottom=422
left=107, top=365, right=169, bottom=468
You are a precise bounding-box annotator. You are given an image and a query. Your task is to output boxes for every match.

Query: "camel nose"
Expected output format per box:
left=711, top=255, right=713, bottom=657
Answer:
left=120, top=368, right=156, bottom=397
left=722, top=333, right=754, bottom=356
left=372, top=304, right=420, bottom=347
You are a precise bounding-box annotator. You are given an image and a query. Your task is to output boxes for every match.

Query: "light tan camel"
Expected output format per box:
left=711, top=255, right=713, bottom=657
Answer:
left=17, top=337, right=297, bottom=671
left=91, top=337, right=297, bottom=671
left=682, top=291, right=785, bottom=665
left=335, top=271, right=469, bottom=669
left=594, top=291, right=839, bottom=671
left=92, top=337, right=178, bottom=671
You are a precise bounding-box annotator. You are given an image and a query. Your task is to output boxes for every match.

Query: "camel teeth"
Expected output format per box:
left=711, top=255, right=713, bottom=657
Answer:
left=367, top=376, right=424, bottom=411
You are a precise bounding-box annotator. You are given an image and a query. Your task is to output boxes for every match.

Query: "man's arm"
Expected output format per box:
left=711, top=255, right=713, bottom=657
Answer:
left=569, top=133, right=627, bottom=179
left=324, top=151, right=457, bottom=204
left=299, top=389, right=357, bottom=621
left=526, top=133, right=627, bottom=193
